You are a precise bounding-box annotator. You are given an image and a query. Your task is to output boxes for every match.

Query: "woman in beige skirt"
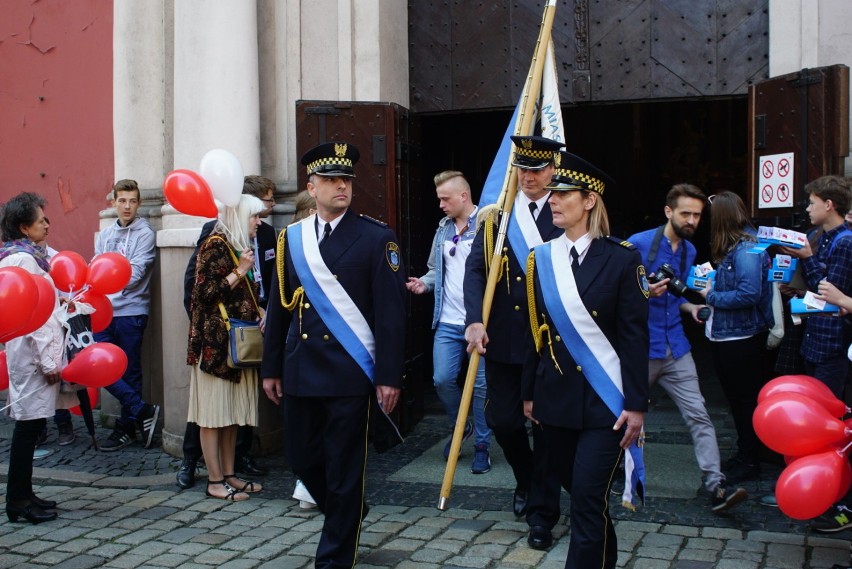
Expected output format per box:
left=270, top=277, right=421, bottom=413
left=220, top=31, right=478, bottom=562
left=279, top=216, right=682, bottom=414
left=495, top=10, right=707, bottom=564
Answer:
left=186, top=194, right=265, bottom=501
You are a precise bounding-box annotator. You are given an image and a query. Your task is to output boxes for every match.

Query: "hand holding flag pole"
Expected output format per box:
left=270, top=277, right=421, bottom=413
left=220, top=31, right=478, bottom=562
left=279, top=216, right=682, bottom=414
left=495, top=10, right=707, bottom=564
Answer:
left=438, top=0, right=560, bottom=511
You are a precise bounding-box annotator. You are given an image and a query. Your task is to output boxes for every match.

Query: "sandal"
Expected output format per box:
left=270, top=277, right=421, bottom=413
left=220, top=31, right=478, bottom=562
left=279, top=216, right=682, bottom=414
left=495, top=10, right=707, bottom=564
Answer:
left=205, top=480, right=250, bottom=501
left=224, top=474, right=263, bottom=493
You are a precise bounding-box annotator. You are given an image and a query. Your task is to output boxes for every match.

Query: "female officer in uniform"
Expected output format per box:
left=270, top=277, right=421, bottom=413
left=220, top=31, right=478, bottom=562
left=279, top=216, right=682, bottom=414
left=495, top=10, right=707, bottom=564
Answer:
left=522, top=151, right=649, bottom=569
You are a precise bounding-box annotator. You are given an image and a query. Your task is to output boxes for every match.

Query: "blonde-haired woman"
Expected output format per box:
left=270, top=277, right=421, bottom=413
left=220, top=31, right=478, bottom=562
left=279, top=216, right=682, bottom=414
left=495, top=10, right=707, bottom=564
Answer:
left=522, top=152, right=648, bottom=569
left=187, top=194, right=265, bottom=501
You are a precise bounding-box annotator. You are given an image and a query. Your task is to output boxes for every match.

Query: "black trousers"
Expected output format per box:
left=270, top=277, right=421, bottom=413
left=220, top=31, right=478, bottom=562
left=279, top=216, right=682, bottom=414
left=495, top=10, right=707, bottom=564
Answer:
left=542, top=424, right=623, bottom=569
left=283, top=393, right=370, bottom=569
left=182, top=422, right=254, bottom=462
left=484, top=359, right=561, bottom=528
left=711, top=331, right=768, bottom=462
left=7, top=418, right=47, bottom=504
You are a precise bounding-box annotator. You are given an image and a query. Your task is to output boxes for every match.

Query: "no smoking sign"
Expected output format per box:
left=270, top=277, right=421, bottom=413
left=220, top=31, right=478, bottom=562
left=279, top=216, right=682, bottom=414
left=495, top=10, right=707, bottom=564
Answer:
left=758, top=152, right=794, bottom=209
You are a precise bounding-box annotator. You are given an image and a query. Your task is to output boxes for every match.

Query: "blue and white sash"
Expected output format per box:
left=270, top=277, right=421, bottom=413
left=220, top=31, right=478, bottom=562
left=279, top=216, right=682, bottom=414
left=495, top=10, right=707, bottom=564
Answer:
left=506, top=194, right=545, bottom=275
left=288, top=216, right=376, bottom=382
left=535, top=238, right=645, bottom=507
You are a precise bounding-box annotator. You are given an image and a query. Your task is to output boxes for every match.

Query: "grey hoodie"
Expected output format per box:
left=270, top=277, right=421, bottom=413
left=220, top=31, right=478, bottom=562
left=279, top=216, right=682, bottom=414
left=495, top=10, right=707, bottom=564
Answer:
left=94, top=216, right=156, bottom=316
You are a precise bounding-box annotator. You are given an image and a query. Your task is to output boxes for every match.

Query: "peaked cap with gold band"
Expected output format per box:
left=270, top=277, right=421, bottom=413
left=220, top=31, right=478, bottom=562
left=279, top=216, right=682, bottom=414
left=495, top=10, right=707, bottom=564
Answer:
left=510, top=135, right=564, bottom=171
left=547, top=150, right=614, bottom=195
left=301, top=142, right=360, bottom=178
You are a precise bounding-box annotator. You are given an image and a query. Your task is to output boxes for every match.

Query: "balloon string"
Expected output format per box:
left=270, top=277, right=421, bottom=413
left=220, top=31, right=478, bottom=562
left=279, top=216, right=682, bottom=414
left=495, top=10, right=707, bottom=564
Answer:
left=0, top=383, right=48, bottom=413
left=840, top=439, right=852, bottom=456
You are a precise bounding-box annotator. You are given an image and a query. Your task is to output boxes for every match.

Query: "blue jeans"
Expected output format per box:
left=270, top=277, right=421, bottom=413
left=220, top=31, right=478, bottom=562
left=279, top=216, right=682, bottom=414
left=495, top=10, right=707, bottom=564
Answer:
left=433, top=322, right=491, bottom=447
left=96, top=315, right=148, bottom=432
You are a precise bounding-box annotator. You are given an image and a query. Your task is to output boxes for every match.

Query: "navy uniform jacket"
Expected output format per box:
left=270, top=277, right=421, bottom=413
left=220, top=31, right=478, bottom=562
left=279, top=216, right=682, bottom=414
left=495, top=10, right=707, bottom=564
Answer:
left=261, top=209, right=406, bottom=397
left=521, top=237, right=650, bottom=429
left=464, top=202, right=562, bottom=364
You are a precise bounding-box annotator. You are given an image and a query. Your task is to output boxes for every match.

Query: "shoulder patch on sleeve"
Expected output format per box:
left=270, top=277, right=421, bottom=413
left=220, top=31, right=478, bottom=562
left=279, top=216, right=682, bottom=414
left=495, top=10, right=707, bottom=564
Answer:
left=609, top=235, right=637, bottom=250
left=386, top=242, right=401, bottom=272
left=359, top=213, right=388, bottom=227
left=637, top=265, right=651, bottom=299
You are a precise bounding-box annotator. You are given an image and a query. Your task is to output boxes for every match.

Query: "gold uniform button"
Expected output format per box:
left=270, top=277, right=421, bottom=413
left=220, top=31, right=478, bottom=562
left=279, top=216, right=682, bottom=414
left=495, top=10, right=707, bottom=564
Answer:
left=555, top=336, right=561, bottom=342
left=576, top=365, right=582, bottom=372
left=516, top=276, right=522, bottom=282
left=301, top=333, right=308, bottom=340
left=591, top=310, right=598, bottom=317
left=514, top=305, right=520, bottom=311
left=304, top=303, right=311, bottom=309
left=323, top=335, right=329, bottom=341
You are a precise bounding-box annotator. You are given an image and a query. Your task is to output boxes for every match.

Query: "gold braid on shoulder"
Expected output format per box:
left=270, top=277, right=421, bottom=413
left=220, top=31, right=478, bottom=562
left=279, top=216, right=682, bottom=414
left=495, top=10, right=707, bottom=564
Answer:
left=480, top=208, right=509, bottom=292
left=526, top=250, right=562, bottom=375
left=276, top=228, right=304, bottom=312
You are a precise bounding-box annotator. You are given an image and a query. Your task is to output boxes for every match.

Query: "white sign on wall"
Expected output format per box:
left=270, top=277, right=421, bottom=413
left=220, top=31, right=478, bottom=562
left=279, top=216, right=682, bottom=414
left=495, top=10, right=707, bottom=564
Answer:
left=758, top=152, right=794, bottom=209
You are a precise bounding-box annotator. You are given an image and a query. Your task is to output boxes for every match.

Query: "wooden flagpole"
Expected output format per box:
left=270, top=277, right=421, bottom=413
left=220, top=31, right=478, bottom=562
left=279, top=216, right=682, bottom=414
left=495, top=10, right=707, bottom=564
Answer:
left=438, top=0, right=559, bottom=510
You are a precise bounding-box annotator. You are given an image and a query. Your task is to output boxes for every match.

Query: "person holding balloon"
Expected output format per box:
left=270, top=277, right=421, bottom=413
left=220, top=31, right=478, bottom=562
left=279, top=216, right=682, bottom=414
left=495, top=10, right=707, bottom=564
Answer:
left=698, top=191, right=774, bottom=483
left=187, top=193, right=265, bottom=501
left=0, top=192, right=77, bottom=524
left=94, top=180, right=161, bottom=452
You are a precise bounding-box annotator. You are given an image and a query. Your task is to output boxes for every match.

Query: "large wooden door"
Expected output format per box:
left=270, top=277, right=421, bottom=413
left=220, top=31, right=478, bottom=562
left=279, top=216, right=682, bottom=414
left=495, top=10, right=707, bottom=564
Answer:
left=746, top=65, right=849, bottom=221
left=295, top=101, right=429, bottom=432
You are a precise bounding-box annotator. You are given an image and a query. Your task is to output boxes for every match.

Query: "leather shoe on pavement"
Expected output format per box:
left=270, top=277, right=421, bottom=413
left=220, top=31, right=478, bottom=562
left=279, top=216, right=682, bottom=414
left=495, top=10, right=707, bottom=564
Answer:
left=527, top=525, right=553, bottom=550
left=176, top=458, right=198, bottom=489
left=235, top=455, right=268, bottom=477
left=512, top=487, right=528, bottom=517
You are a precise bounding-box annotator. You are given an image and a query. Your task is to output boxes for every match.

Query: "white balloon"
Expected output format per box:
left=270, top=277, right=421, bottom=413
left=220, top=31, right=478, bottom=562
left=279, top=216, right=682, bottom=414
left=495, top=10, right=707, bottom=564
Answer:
left=200, top=149, right=244, bottom=207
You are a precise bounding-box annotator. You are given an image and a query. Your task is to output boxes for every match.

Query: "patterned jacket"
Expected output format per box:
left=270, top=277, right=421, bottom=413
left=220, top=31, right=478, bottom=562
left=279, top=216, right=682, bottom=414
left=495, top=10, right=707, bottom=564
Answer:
left=187, top=232, right=260, bottom=382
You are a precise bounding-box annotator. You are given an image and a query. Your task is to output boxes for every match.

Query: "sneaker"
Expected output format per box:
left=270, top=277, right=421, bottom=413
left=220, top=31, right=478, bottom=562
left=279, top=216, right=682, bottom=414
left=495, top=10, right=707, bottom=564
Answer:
left=292, top=480, right=318, bottom=510
left=136, top=404, right=161, bottom=449
left=100, top=429, right=133, bottom=452
left=57, top=422, right=75, bottom=446
left=723, top=456, right=760, bottom=483
left=471, top=443, right=491, bottom=474
left=812, top=504, right=852, bottom=533
left=711, top=483, right=748, bottom=513
left=443, top=420, right=473, bottom=461
left=33, top=448, right=53, bottom=460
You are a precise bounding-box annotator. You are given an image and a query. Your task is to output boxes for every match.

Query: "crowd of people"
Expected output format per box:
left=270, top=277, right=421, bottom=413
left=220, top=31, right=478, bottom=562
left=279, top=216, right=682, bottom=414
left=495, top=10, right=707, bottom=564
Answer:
left=2, top=140, right=851, bottom=569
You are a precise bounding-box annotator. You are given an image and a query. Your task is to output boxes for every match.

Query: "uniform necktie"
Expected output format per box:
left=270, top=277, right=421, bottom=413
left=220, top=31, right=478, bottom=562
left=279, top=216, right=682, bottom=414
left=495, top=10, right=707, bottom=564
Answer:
left=320, top=222, right=331, bottom=248
left=570, top=246, right=579, bottom=272
left=529, top=201, right=538, bottom=220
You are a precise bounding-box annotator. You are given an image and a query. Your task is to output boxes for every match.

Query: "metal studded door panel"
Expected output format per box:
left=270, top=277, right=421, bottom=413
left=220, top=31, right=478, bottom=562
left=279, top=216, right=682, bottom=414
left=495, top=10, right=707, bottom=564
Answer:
left=408, top=0, right=769, bottom=110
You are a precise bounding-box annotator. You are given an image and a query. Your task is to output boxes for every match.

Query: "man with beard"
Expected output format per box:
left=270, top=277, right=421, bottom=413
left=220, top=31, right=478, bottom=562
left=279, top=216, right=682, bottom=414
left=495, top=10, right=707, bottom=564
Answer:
left=627, top=184, right=747, bottom=512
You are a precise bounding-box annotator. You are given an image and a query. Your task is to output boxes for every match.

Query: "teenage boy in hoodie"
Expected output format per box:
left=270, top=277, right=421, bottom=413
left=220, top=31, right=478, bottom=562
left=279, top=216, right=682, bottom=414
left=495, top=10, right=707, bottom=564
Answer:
left=96, top=179, right=161, bottom=451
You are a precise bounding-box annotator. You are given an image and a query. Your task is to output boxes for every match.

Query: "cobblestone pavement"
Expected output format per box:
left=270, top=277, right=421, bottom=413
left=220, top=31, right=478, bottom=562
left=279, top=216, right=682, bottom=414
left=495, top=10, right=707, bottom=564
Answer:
left=1, top=400, right=851, bottom=567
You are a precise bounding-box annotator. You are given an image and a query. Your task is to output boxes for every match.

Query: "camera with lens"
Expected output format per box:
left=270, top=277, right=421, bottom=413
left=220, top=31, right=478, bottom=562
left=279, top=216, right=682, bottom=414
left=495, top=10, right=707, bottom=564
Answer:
left=649, top=263, right=689, bottom=297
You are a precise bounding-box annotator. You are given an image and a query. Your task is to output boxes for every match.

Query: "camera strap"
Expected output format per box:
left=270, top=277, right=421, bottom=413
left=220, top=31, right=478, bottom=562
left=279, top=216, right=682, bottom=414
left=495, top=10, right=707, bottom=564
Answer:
left=647, top=225, right=687, bottom=276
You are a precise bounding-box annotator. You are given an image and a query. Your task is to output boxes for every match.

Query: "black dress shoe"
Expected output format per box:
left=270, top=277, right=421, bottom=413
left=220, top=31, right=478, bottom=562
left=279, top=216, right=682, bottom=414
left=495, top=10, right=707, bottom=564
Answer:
left=7, top=502, right=58, bottom=524
left=513, top=487, right=528, bottom=517
left=235, top=455, right=268, bottom=476
left=176, top=457, right=198, bottom=489
left=30, top=495, right=57, bottom=509
left=527, top=525, right=553, bottom=550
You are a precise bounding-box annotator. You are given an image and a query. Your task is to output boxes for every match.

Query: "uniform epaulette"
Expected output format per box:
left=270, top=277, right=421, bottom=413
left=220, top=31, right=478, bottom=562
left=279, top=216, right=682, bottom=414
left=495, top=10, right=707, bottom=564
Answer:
left=359, top=213, right=388, bottom=227
left=609, top=236, right=636, bottom=250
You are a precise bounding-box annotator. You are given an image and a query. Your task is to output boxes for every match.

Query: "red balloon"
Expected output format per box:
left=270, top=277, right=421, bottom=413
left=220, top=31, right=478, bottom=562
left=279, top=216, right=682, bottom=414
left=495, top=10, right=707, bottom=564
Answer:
left=759, top=374, right=847, bottom=418
left=0, top=351, right=8, bottom=391
left=50, top=250, right=88, bottom=293
left=776, top=449, right=848, bottom=519
left=11, top=275, right=56, bottom=338
left=0, top=266, right=38, bottom=342
left=61, top=343, right=127, bottom=388
left=837, top=459, right=852, bottom=502
left=69, top=387, right=100, bottom=416
left=163, top=169, right=218, bottom=218
left=76, top=290, right=113, bottom=333
left=86, top=253, right=132, bottom=295
left=753, top=392, right=850, bottom=456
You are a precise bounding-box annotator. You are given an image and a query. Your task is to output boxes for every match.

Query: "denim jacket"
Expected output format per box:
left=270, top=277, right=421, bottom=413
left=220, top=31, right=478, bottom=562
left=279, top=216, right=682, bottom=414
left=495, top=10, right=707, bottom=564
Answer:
left=419, top=216, right=478, bottom=329
left=706, top=237, right=774, bottom=339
